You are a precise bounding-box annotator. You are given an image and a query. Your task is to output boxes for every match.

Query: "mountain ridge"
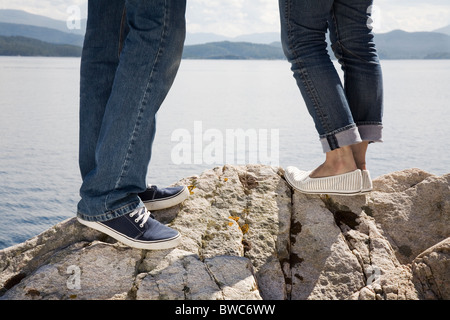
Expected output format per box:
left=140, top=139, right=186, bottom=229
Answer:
left=433, top=24, right=450, bottom=36
left=0, top=9, right=449, bottom=59
left=0, top=22, right=84, bottom=46
left=0, top=35, right=82, bottom=57
left=0, top=9, right=86, bottom=35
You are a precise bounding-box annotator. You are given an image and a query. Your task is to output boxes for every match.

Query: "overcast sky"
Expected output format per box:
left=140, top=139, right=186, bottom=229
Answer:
left=0, top=0, right=449, bottom=37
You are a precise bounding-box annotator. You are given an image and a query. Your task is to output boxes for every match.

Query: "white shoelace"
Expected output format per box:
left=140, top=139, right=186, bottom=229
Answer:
left=129, top=207, right=151, bottom=228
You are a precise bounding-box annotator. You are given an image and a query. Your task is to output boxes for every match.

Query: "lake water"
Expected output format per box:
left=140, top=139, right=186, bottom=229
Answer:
left=1, top=57, right=449, bottom=249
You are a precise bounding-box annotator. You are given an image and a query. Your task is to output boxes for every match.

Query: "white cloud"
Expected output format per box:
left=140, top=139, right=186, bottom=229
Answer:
left=0, top=0, right=449, bottom=36
left=186, top=0, right=450, bottom=36
left=375, top=0, right=450, bottom=33
left=0, top=0, right=87, bottom=20
left=186, top=0, right=279, bottom=37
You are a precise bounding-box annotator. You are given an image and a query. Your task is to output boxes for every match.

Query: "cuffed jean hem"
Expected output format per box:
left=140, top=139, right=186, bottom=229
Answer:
left=320, top=126, right=362, bottom=153
left=358, top=124, right=383, bottom=143
left=77, top=199, right=144, bottom=222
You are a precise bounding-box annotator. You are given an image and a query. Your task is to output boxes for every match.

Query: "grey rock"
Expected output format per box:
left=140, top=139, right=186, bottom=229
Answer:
left=0, top=165, right=448, bottom=300
left=412, top=237, right=450, bottom=299
left=369, top=168, right=450, bottom=263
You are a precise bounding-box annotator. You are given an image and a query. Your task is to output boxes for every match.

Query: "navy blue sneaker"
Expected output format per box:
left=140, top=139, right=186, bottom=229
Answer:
left=139, top=185, right=189, bottom=211
left=77, top=207, right=181, bottom=250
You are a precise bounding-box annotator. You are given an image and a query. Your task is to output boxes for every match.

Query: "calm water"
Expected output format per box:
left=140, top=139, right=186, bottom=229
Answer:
left=1, top=57, right=449, bottom=249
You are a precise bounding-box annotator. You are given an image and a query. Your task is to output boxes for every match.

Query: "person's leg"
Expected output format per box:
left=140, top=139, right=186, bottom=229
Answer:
left=351, top=141, right=372, bottom=192
left=329, top=0, right=384, bottom=172
left=279, top=0, right=361, bottom=180
left=280, top=0, right=365, bottom=194
left=79, top=0, right=125, bottom=181
left=279, top=0, right=363, bottom=155
left=350, top=141, right=369, bottom=171
left=78, top=0, right=186, bottom=222
left=310, top=145, right=357, bottom=178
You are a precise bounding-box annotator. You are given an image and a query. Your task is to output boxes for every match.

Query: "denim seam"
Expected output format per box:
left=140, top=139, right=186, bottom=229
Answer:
left=330, top=4, right=348, bottom=71
left=284, top=0, right=331, bottom=134
left=356, top=122, right=383, bottom=126
left=118, top=6, right=127, bottom=58
left=318, top=123, right=356, bottom=139
left=326, top=135, right=339, bottom=150
left=330, top=6, right=341, bottom=57
left=77, top=200, right=142, bottom=222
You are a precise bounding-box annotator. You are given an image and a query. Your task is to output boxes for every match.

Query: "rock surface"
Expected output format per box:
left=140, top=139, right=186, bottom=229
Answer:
left=0, top=165, right=448, bottom=300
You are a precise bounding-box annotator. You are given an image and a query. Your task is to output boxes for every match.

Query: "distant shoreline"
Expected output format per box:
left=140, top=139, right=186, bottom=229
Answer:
left=1, top=26, right=450, bottom=60
left=0, top=55, right=449, bottom=60
left=0, top=9, right=449, bottom=59
left=1, top=37, right=449, bottom=60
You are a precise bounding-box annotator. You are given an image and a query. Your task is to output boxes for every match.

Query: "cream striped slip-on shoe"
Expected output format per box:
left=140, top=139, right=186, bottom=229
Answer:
left=284, top=166, right=363, bottom=196
left=361, top=170, right=373, bottom=194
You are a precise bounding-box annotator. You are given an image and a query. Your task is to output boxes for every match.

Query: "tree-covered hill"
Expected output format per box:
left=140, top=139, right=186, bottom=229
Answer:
left=0, top=35, right=81, bottom=57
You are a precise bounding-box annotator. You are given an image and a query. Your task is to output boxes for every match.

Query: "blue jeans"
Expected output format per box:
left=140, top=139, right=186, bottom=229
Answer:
left=279, top=0, right=383, bottom=152
left=78, top=0, right=186, bottom=221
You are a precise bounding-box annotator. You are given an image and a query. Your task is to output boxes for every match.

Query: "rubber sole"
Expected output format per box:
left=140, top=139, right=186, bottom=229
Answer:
left=143, top=186, right=190, bottom=211
left=77, top=217, right=182, bottom=250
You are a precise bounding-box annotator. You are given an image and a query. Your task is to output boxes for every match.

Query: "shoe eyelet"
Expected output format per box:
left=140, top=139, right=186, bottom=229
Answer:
left=139, top=224, right=144, bottom=228
left=135, top=218, right=139, bottom=223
